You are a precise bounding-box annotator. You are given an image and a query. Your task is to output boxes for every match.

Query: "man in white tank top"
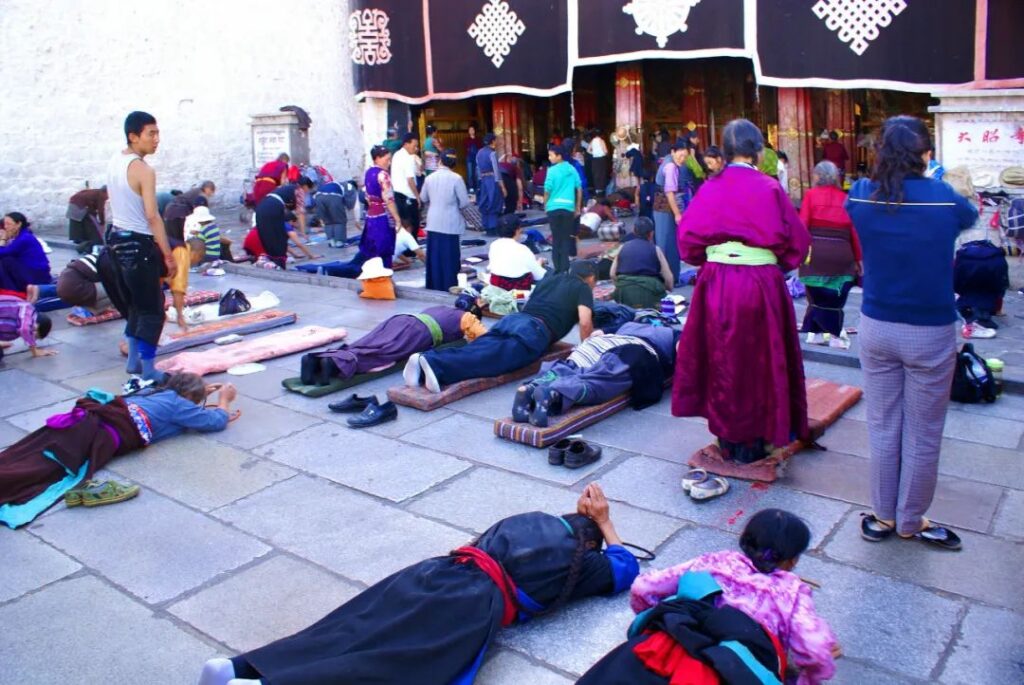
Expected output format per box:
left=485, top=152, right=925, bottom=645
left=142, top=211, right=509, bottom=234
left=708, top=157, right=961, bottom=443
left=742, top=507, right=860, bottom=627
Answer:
left=103, top=111, right=177, bottom=384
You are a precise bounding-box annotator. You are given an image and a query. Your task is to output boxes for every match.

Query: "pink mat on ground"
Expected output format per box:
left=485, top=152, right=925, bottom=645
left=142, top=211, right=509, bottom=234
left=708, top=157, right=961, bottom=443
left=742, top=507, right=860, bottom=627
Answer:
left=157, top=326, right=347, bottom=376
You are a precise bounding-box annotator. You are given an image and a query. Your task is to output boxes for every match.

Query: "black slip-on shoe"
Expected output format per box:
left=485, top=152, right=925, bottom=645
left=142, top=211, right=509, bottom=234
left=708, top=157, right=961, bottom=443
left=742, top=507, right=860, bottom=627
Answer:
left=899, top=521, right=963, bottom=551
left=329, top=394, right=377, bottom=414
left=347, top=400, right=398, bottom=428
left=564, top=440, right=602, bottom=469
left=548, top=438, right=572, bottom=466
left=860, top=513, right=896, bottom=542
left=512, top=384, right=535, bottom=423
left=300, top=354, right=318, bottom=385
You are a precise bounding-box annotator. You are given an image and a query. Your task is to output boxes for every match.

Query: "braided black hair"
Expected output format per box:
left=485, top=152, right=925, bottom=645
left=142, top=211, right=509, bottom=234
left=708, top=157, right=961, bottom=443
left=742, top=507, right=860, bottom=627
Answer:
left=534, top=513, right=604, bottom=616
left=739, top=509, right=811, bottom=574
left=870, top=115, right=930, bottom=206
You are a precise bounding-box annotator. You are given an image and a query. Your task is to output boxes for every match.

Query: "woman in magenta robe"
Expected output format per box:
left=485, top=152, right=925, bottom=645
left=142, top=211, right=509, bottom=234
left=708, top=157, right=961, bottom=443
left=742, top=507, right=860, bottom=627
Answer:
left=672, top=119, right=811, bottom=463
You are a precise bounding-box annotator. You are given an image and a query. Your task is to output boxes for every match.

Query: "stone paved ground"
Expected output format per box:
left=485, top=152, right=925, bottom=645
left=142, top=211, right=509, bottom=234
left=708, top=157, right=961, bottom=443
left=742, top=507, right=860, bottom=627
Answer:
left=2, top=243, right=1023, bottom=685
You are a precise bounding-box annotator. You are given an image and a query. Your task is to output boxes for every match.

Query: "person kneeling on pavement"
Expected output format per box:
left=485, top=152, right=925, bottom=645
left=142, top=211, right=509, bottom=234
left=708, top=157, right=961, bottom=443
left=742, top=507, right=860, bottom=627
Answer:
left=610, top=217, right=675, bottom=309
left=512, top=322, right=676, bottom=428
left=405, top=260, right=597, bottom=392
left=55, top=251, right=117, bottom=317
left=0, top=294, right=54, bottom=360
left=955, top=239, right=1008, bottom=339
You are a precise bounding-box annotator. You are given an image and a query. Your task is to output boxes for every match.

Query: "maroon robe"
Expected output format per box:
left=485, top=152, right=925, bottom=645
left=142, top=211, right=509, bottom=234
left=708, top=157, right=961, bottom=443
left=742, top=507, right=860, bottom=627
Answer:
left=673, top=164, right=811, bottom=446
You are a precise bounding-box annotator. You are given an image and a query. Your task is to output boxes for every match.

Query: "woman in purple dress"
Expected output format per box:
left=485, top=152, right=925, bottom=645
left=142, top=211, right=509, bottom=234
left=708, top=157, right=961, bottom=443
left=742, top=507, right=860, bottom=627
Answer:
left=361, top=145, right=402, bottom=268
left=673, top=119, right=811, bottom=464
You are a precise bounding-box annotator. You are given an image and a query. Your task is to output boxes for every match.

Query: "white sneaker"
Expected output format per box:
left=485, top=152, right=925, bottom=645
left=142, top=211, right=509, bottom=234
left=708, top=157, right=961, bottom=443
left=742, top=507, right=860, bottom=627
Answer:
left=403, top=353, right=423, bottom=387
left=198, top=658, right=234, bottom=685
left=962, top=323, right=996, bottom=339
left=828, top=336, right=851, bottom=350
left=805, top=332, right=825, bottom=345
left=419, top=355, right=441, bottom=393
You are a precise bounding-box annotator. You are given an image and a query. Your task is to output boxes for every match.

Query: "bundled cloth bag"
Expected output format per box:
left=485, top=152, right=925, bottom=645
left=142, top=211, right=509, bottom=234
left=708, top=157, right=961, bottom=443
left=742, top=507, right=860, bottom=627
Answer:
left=358, top=257, right=396, bottom=300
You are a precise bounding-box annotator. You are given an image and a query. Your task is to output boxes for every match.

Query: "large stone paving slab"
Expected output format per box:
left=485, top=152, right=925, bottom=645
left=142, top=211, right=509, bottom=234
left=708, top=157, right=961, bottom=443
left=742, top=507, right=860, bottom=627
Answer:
left=939, top=604, right=1024, bottom=685
left=823, top=514, right=1024, bottom=611
left=796, top=556, right=961, bottom=680
left=254, top=423, right=469, bottom=501
left=0, top=368, right=77, bottom=417
left=214, top=475, right=468, bottom=585
left=406, top=467, right=684, bottom=552
left=477, top=650, right=574, bottom=685
left=30, top=490, right=269, bottom=603
left=168, top=554, right=361, bottom=652
left=0, top=533, right=80, bottom=603
left=0, top=418, right=25, bottom=450
left=206, top=394, right=322, bottom=450
left=830, top=660, right=922, bottom=685
left=599, top=455, right=851, bottom=542
left=4, top=400, right=77, bottom=433
left=403, top=414, right=627, bottom=485
left=498, top=594, right=634, bottom=676
left=207, top=364, right=294, bottom=401
left=108, top=435, right=296, bottom=511
left=0, top=576, right=216, bottom=685
left=937, top=438, right=1024, bottom=491
left=994, top=489, right=1024, bottom=539
left=780, top=449, right=1004, bottom=534
left=826, top=413, right=1023, bottom=453
left=60, top=364, right=132, bottom=394
left=567, top=408, right=714, bottom=463
left=0, top=341, right=122, bottom=380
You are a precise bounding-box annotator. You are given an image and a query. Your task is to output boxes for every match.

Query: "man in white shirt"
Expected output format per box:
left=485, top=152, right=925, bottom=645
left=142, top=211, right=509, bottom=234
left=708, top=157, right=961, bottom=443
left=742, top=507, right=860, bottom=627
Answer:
left=589, top=129, right=610, bottom=197
left=393, top=226, right=425, bottom=267
left=390, top=133, right=421, bottom=230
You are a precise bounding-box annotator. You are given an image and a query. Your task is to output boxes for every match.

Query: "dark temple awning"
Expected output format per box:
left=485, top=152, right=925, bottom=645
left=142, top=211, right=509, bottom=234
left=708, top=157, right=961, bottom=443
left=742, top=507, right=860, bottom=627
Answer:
left=349, top=0, right=1024, bottom=103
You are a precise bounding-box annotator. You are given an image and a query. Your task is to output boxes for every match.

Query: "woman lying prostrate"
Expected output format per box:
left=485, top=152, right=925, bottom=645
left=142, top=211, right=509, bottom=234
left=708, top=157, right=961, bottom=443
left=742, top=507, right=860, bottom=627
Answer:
left=586, top=509, right=839, bottom=684
left=0, top=373, right=240, bottom=529
left=197, top=483, right=639, bottom=685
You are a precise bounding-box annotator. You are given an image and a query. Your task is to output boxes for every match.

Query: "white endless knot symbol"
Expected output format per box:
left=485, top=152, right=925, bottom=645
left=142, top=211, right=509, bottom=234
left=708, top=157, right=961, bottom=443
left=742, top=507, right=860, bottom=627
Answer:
left=623, top=0, right=702, bottom=49
left=811, top=0, right=907, bottom=56
left=467, top=0, right=526, bottom=68
left=349, top=8, right=392, bottom=65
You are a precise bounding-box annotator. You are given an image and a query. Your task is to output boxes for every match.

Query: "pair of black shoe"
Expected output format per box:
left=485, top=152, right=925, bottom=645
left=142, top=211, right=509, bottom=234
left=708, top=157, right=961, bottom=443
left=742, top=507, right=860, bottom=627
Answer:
left=512, top=384, right=563, bottom=428
left=548, top=438, right=601, bottom=469
left=301, top=354, right=341, bottom=387
left=328, top=394, right=397, bottom=428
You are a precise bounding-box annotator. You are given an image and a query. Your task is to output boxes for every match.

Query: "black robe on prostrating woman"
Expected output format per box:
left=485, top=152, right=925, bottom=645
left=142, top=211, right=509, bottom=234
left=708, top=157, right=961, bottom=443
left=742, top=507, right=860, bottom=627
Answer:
left=234, top=511, right=638, bottom=685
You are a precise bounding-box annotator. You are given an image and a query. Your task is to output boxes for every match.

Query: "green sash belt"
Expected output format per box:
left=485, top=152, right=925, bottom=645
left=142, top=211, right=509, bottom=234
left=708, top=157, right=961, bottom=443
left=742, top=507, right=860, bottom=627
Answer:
left=706, top=241, right=778, bottom=266
left=413, top=313, right=444, bottom=347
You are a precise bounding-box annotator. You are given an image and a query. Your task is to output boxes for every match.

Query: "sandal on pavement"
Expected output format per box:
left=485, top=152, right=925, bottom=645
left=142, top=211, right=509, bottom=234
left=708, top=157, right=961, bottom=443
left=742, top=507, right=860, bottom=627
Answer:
left=681, top=468, right=709, bottom=493
left=860, top=513, right=895, bottom=542
left=64, top=480, right=103, bottom=507
left=77, top=481, right=141, bottom=507
left=689, top=476, right=730, bottom=501
left=898, top=518, right=963, bottom=551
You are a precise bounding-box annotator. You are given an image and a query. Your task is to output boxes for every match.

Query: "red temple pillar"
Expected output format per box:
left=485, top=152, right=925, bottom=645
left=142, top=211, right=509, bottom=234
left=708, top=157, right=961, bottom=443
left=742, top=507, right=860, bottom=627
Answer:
left=491, top=94, right=521, bottom=157
left=615, top=63, right=644, bottom=132
left=681, top=68, right=709, bottom=147
left=572, top=90, right=597, bottom=131
left=777, top=87, right=814, bottom=201
left=825, top=89, right=856, bottom=178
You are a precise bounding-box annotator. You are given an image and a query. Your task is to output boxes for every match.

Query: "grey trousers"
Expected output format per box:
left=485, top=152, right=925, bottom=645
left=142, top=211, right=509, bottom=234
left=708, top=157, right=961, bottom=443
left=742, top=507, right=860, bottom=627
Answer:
left=859, top=314, right=956, bottom=535
left=534, top=356, right=633, bottom=413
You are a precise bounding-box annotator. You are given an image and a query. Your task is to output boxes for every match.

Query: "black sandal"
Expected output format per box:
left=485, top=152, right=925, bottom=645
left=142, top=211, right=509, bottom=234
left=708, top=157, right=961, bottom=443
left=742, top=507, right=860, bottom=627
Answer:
left=860, top=513, right=895, bottom=542
left=899, top=519, right=962, bottom=551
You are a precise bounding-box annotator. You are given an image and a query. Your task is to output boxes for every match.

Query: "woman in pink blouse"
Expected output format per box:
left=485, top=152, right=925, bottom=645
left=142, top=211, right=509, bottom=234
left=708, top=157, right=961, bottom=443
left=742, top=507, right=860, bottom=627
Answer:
left=629, top=509, right=839, bottom=684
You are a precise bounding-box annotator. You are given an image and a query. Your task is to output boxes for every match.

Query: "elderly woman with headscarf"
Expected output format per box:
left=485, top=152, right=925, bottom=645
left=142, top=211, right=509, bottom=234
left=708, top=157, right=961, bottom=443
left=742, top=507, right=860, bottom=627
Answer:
left=672, top=119, right=811, bottom=464
left=798, top=160, right=862, bottom=349
left=422, top=148, right=470, bottom=291
left=475, top=133, right=506, bottom=236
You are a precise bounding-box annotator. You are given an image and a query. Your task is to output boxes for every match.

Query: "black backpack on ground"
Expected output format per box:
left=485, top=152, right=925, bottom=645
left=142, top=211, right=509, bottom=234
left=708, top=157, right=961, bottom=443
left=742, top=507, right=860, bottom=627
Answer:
left=218, top=289, right=252, bottom=317
left=950, top=343, right=997, bottom=403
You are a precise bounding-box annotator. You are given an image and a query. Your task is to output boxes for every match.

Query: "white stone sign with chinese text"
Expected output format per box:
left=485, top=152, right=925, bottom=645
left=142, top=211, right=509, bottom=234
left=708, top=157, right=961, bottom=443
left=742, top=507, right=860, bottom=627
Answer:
left=931, top=90, right=1024, bottom=187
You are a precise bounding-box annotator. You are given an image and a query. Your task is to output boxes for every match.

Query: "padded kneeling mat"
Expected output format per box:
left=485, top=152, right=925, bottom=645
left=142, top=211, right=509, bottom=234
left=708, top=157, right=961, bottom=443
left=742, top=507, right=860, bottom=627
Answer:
left=494, top=379, right=671, bottom=448
left=67, top=290, right=220, bottom=326
left=281, top=339, right=467, bottom=398
left=156, top=309, right=298, bottom=355
left=386, top=342, right=573, bottom=411
left=687, top=378, right=863, bottom=483
left=158, top=325, right=347, bottom=376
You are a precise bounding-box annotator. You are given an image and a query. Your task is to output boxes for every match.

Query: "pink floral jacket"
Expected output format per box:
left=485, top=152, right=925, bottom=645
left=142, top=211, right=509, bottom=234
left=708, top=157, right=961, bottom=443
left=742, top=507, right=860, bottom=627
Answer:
left=630, top=550, right=837, bottom=685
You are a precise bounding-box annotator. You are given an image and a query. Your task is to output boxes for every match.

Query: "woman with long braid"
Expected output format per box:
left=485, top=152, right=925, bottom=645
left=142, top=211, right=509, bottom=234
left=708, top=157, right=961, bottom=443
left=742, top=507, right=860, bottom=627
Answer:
left=197, top=483, right=638, bottom=685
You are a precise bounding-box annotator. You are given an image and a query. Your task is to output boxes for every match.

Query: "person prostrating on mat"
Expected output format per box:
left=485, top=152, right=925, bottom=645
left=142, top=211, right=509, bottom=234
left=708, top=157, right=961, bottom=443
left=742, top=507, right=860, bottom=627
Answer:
left=197, top=483, right=639, bottom=685
left=405, top=260, right=596, bottom=393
